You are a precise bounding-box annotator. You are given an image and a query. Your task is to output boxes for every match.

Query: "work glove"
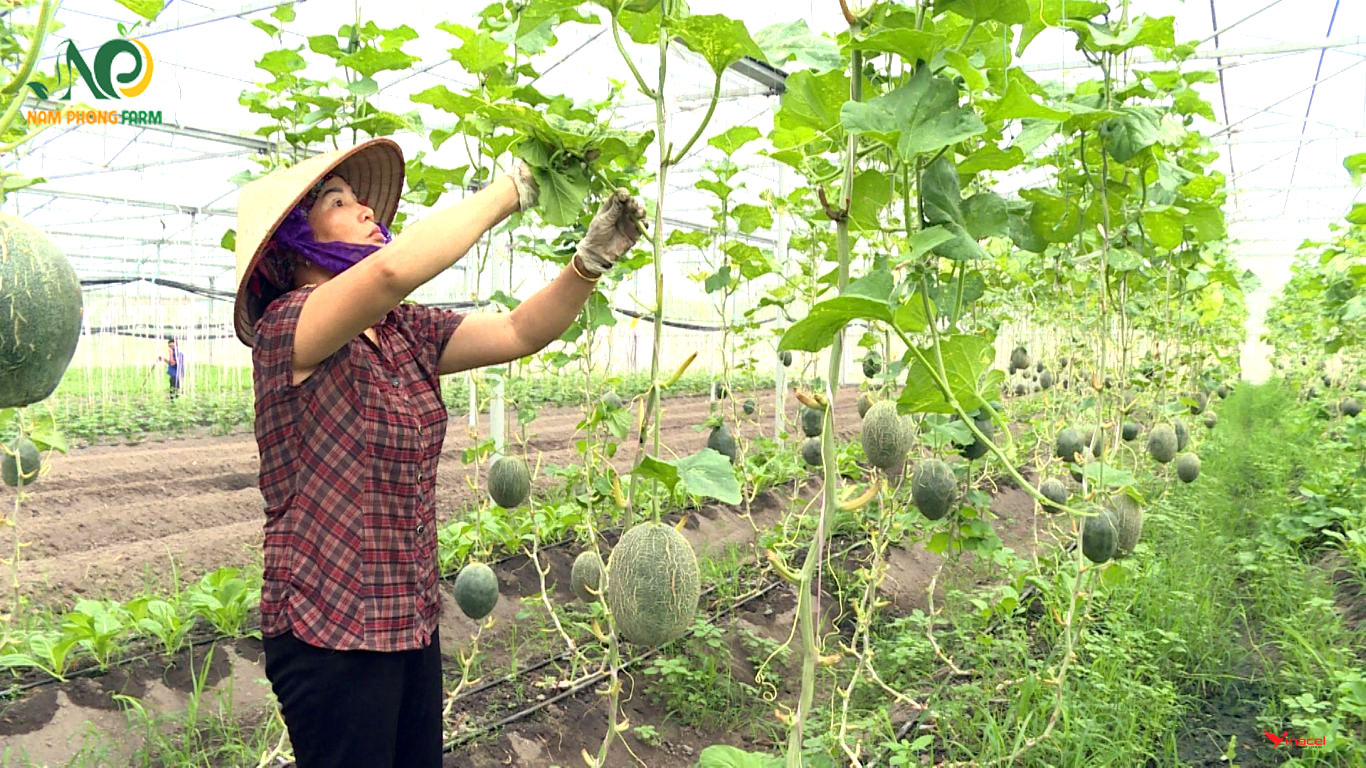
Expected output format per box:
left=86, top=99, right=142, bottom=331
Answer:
left=575, top=189, right=647, bottom=278
left=510, top=161, right=540, bottom=212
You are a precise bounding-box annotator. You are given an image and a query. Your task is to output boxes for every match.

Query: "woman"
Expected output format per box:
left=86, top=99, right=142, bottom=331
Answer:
left=156, top=337, right=184, bottom=398
left=233, top=137, right=645, bottom=768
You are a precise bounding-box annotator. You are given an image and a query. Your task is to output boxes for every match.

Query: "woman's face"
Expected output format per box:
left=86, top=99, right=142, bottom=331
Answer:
left=307, top=175, right=385, bottom=246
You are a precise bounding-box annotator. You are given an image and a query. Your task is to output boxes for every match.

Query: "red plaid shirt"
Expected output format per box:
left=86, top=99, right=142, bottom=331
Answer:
left=252, top=284, right=464, bottom=651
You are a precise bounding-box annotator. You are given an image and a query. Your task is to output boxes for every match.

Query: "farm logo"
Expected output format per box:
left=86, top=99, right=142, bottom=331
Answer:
left=1264, top=730, right=1325, bottom=747
left=22, top=22, right=161, bottom=127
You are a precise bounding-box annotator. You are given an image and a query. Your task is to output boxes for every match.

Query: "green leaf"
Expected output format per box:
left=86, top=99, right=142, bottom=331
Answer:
left=633, top=455, right=679, bottom=496
left=1065, top=15, right=1175, bottom=54
left=1142, top=205, right=1185, bottom=250
left=1018, top=0, right=1108, bottom=55
left=340, top=46, right=421, bottom=78
left=532, top=165, right=591, bottom=227
left=1081, top=462, right=1135, bottom=488
left=219, top=229, right=236, bottom=252
left=840, top=66, right=986, bottom=161
left=27, top=408, right=67, bottom=454
left=772, top=69, right=849, bottom=150
left=847, top=169, right=891, bottom=232
left=675, top=449, right=742, bottom=504
left=0, top=409, right=15, bottom=436
left=1100, top=561, right=1128, bottom=587
left=1348, top=203, right=1366, bottom=226
left=1021, top=188, right=1080, bottom=244
left=942, top=50, right=986, bottom=94
left=921, top=156, right=965, bottom=228
left=1106, top=248, right=1143, bottom=272
left=850, top=26, right=946, bottom=63
left=256, top=48, right=307, bottom=78
left=666, top=229, right=712, bottom=249
left=779, top=297, right=893, bottom=353
left=983, top=69, right=1069, bottom=123
left=271, top=4, right=296, bottom=23
left=731, top=203, right=773, bottom=234
left=902, top=226, right=956, bottom=263
left=437, top=22, right=509, bottom=74
left=958, top=144, right=1025, bottom=174
left=940, top=0, right=1028, bottom=25
left=1184, top=204, right=1225, bottom=242
left=698, top=745, right=784, bottom=768
left=670, top=13, right=765, bottom=75
left=753, top=19, right=842, bottom=71
left=1344, top=152, right=1366, bottom=185
left=962, top=191, right=1009, bottom=239
left=893, top=292, right=935, bottom=333
left=926, top=532, right=952, bottom=554
left=708, top=125, right=762, bottom=156
left=899, top=335, right=999, bottom=414
left=1099, top=108, right=1160, bottom=163
left=724, top=241, right=771, bottom=279
left=114, top=0, right=163, bottom=22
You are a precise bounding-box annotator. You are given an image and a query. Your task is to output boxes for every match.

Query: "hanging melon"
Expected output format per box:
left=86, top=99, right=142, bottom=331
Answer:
left=571, top=551, right=605, bottom=603
left=1122, top=422, right=1140, bottom=441
left=707, top=423, right=737, bottom=463
left=1009, top=346, right=1030, bottom=372
left=1082, top=510, right=1118, bottom=564
left=454, top=562, right=499, bottom=620
left=857, top=392, right=876, bottom=419
left=800, top=437, right=823, bottom=467
left=1038, top=477, right=1067, bottom=512
left=607, top=522, right=700, bottom=646
left=911, top=460, right=956, bottom=520
left=779, top=350, right=792, bottom=367
left=1, top=437, right=41, bottom=488
left=0, top=214, right=84, bottom=409
left=958, top=414, right=993, bottom=460
left=1147, top=425, right=1177, bottom=464
left=742, top=399, right=756, bottom=416
left=1109, top=493, right=1144, bottom=557
left=1055, top=428, right=1084, bottom=461
left=1176, top=452, right=1201, bottom=483
left=861, top=401, right=905, bottom=470
left=488, top=456, right=531, bottom=508
left=800, top=405, right=823, bottom=438
left=1174, top=419, right=1190, bottom=451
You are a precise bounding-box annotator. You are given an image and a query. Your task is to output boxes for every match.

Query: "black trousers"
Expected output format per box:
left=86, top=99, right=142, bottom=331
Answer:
left=262, top=628, right=443, bottom=768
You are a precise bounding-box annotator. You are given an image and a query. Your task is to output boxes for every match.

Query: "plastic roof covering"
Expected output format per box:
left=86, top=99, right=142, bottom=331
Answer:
left=3, top=0, right=1364, bottom=313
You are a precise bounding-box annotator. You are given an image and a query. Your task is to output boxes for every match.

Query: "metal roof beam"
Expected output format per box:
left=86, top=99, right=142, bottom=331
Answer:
left=8, top=186, right=235, bottom=217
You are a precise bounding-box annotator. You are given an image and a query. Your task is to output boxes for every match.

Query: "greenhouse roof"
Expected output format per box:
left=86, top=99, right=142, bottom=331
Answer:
left=3, top=0, right=1364, bottom=298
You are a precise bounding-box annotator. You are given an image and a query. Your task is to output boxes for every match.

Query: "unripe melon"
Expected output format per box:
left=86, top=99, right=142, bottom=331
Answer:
left=1056, top=428, right=1085, bottom=461
left=911, top=460, right=956, bottom=520
left=1, top=437, right=41, bottom=488
left=1036, top=361, right=1044, bottom=373
left=1082, top=510, right=1117, bottom=564
left=607, top=522, right=700, bottom=646
left=1040, top=370, right=1054, bottom=390
left=1216, top=384, right=1230, bottom=399
left=1341, top=398, right=1361, bottom=418
left=1188, top=392, right=1207, bottom=415
left=862, top=356, right=881, bottom=378
left=488, top=456, right=531, bottom=508
left=1176, top=452, right=1201, bottom=483
left=800, top=437, right=823, bottom=467
left=1174, top=420, right=1189, bottom=451
left=454, top=562, right=499, bottom=620
left=0, top=214, right=84, bottom=408
left=800, top=406, right=823, bottom=438
left=1122, top=422, right=1140, bottom=441
left=1009, top=346, right=1030, bottom=372
left=779, top=350, right=792, bottom=367
left=1147, top=426, right=1177, bottom=464
left=1109, top=494, right=1144, bottom=557
left=1014, top=383, right=1026, bottom=397
left=1039, top=477, right=1067, bottom=512
left=1203, top=411, right=1217, bottom=429
left=603, top=391, right=624, bottom=411
left=571, top=551, right=605, bottom=603
left=708, top=424, right=737, bottom=463
left=958, top=415, right=993, bottom=460
left=713, top=381, right=728, bottom=400
left=857, top=392, right=876, bottom=419
left=742, top=399, right=756, bottom=416
left=861, top=401, right=905, bottom=470
left=1086, top=427, right=1105, bottom=458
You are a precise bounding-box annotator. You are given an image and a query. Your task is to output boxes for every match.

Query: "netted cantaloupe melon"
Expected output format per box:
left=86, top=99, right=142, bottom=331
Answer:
left=607, top=522, right=700, bottom=646
left=454, top=562, right=499, bottom=620
left=488, top=456, right=532, bottom=508
left=0, top=214, right=83, bottom=409
left=1109, top=493, right=1144, bottom=557
left=1176, top=452, right=1201, bottom=483
left=571, top=551, right=605, bottom=603
left=911, top=460, right=956, bottom=520
left=1147, top=425, right=1177, bottom=464
left=861, top=401, right=905, bottom=470
left=857, top=392, right=876, bottom=419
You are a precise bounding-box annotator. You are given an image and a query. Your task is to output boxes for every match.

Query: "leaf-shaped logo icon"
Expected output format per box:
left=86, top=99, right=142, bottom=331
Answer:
left=25, top=82, right=49, bottom=100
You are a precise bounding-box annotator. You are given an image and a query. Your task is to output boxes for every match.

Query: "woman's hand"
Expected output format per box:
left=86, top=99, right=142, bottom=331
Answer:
left=575, top=189, right=647, bottom=279
left=510, top=161, right=540, bottom=212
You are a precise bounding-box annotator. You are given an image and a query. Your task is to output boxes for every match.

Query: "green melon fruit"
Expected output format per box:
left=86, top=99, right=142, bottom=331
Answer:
left=911, top=460, right=956, bottom=520
left=1056, top=428, right=1085, bottom=461
left=1174, top=419, right=1189, bottom=451
left=861, top=401, right=905, bottom=470
left=779, top=350, right=792, bottom=367
left=1109, top=494, right=1144, bottom=557
left=571, top=551, right=605, bottom=603
left=454, top=562, right=499, bottom=620
left=1188, top=392, right=1208, bottom=415
left=958, top=415, right=993, bottom=460
left=1039, top=478, right=1067, bottom=512
left=742, top=399, right=756, bottom=416
left=1, top=437, right=41, bottom=488
left=1082, top=510, right=1118, bottom=564
left=1040, top=370, right=1054, bottom=390
left=488, top=456, right=531, bottom=508
left=1216, top=384, right=1230, bottom=399
left=1340, top=398, right=1361, bottom=418
left=713, top=381, right=728, bottom=400
left=800, top=406, right=823, bottom=438
left=800, top=437, right=823, bottom=467
left=603, top=391, right=624, bottom=411
left=1147, top=425, right=1177, bottom=464
left=1036, top=361, right=1045, bottom=373
left=607, top=522, right=700, bottom=646
left=708, top=424, right=737, bottom=463
left=862, top=356, right=881, bottom=378
left=857, top=392, right=876, bottom=419
left=1014, top=383, right=1026, bottom=397
left=1086, top=427, right=1105, bottom=458
left=0, top=214, right=84, bottom=409
left=1175, top=453, right=1201, bottom=483
left=1009, top=346, right=1030, bottom=372
left=1122, top=422, right=1140, bottom=441
left=1202, top=411, right=1217, bottom=429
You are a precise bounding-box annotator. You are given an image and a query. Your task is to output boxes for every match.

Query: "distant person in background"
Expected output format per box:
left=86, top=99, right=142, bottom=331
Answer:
left=157, top=337, right=185, bottom=399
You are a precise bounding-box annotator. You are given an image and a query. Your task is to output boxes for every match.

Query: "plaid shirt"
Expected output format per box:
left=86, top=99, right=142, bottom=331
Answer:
left=252, top=284, right=464, bottom=651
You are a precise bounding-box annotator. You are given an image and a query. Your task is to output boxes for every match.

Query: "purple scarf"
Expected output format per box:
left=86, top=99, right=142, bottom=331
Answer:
left=268, top=203, right=393, bottom=278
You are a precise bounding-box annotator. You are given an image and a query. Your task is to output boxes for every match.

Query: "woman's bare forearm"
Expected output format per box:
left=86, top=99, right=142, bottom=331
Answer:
left=507, top=261, right=597, bottom=352
left=373, top=176, right=520, bottom=297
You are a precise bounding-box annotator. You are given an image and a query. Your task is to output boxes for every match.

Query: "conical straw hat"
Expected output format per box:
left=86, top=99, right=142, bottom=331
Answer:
left=233, top=137, right=404, bottom=347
